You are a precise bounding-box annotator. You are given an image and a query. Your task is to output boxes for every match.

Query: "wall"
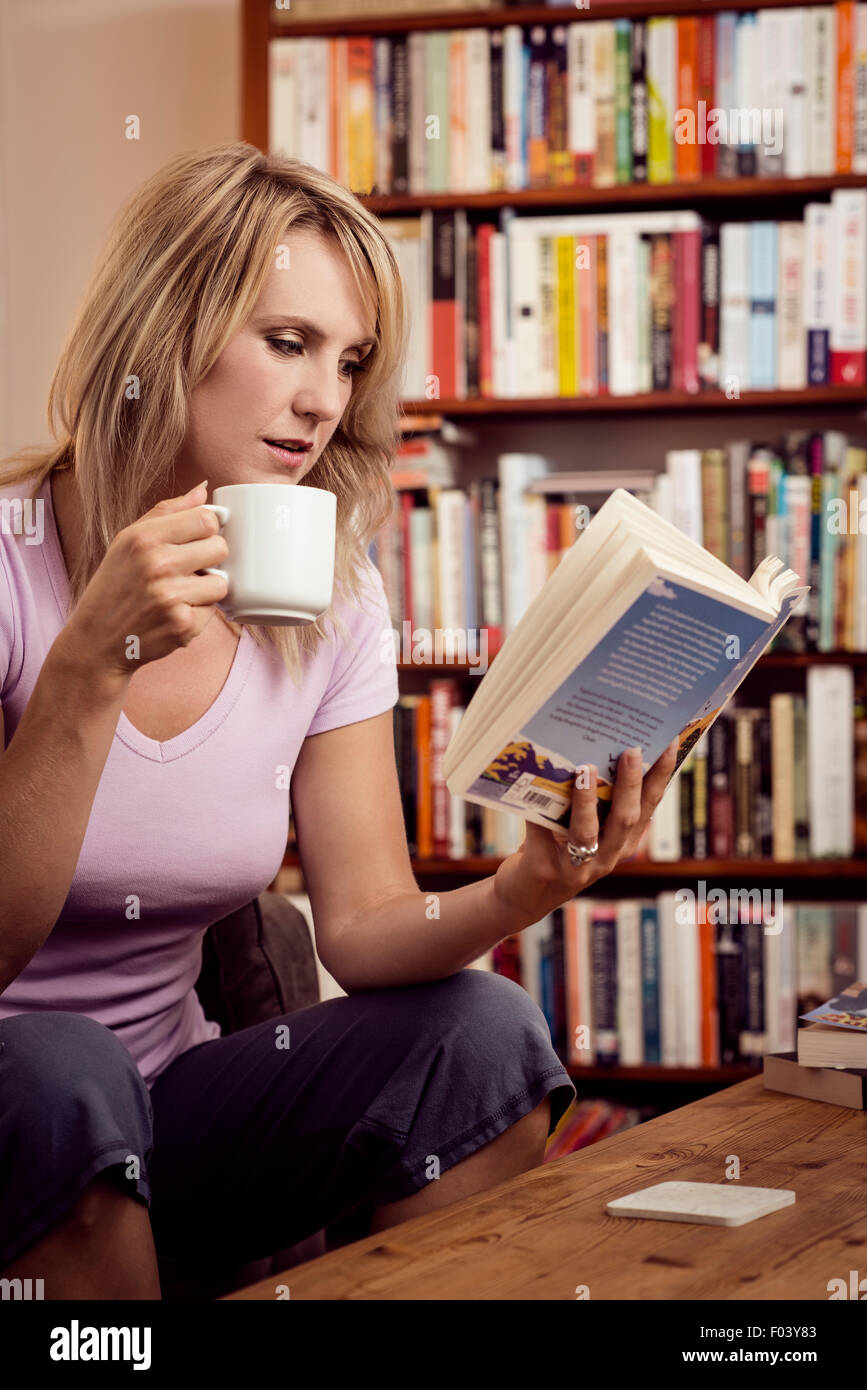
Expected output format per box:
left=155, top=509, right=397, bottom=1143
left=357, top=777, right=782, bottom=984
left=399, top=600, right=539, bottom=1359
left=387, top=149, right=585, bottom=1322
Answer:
left=0, top=0, right=240, bottom=456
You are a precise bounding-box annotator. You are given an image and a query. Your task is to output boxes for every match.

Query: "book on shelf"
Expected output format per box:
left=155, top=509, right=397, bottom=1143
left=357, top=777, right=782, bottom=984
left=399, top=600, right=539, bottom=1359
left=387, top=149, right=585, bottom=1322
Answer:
left=441, top=487, right=807, bottom=836
left=376, top=197, right=865, bottom=402
left=269, top=6, right=867, bottom=193
left=504, top=895, right=867, bottom=1069
left=375, top=429, right=867, bottom=653
left=395, top=674, right=866, bottom=862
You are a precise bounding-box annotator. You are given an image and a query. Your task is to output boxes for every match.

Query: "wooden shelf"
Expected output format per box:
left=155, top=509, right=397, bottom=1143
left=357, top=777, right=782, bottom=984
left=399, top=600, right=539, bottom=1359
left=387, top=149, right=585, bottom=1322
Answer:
left=282, top=850, right=867, bottom=883
left=269, top=0, right=824, bottom=40
left=366, top=174, right=867, bottom=216
left=397, top=386, right=867, bottom=417
left=565, top=1063, right=760, bottom=1083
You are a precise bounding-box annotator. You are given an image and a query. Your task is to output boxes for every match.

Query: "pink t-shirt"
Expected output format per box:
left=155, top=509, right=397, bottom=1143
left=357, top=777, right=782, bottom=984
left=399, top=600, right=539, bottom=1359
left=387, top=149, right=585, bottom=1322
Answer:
left=0, top=472, right=398, bottom=1086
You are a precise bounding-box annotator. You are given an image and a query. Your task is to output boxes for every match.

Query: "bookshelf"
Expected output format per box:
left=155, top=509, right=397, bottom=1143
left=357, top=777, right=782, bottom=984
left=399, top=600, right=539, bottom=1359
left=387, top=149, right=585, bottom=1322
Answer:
left=248, top=0, right=867, bottom=1099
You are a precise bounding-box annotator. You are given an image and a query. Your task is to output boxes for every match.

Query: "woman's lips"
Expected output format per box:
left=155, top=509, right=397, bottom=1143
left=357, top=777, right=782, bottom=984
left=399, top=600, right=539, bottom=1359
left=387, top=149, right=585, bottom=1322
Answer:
left=265, top=440, right=311, bottom=467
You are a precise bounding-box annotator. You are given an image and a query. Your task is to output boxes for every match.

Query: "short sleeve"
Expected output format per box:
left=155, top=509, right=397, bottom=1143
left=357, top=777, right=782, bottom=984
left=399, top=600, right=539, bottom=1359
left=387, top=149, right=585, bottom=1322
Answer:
left=306, top=560, right=399, bottom=736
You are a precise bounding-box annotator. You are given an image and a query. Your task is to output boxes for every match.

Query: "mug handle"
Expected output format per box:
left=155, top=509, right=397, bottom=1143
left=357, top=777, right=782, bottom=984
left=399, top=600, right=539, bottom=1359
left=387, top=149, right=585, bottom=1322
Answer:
left=201, top=503, right=230, bottom=582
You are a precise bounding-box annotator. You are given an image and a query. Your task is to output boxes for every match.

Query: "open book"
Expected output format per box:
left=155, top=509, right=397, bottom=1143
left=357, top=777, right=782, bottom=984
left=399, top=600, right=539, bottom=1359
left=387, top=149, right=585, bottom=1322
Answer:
left=443, top=488, right=808, bottom=832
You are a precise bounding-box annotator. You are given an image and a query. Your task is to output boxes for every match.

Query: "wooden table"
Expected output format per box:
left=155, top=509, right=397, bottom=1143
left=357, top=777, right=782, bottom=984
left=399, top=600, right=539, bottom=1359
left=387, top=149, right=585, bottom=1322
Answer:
left=225, top=1075, right=867, bottom=1300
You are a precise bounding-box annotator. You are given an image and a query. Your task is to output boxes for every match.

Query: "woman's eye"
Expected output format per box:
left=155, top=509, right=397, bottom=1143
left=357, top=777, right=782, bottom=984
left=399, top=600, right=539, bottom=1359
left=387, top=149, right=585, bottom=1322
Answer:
left=267, top=337, right=366, bottom=379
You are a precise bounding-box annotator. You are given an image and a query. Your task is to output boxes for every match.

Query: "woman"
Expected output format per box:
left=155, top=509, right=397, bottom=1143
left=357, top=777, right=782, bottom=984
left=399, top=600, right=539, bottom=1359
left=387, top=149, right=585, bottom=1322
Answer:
left=0, top=144, right=677, bottom=1299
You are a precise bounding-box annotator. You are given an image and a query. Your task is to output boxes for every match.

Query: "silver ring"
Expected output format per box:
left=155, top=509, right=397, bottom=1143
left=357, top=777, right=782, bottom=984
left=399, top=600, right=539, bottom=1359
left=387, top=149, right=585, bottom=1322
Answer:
left=566, top=838, right=598, bottom=866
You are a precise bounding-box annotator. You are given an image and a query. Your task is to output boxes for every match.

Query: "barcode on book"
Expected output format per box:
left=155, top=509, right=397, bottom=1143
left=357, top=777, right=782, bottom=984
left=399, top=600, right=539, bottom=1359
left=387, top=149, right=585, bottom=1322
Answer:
left=524, top=789, right=564, bottom=810
left=501, top=771, right=571, bottom=818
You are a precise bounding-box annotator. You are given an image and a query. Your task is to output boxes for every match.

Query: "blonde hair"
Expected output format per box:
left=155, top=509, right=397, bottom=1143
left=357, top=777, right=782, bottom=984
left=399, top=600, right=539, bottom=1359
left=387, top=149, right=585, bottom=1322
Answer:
left=0, top=142, right=408, bottom=680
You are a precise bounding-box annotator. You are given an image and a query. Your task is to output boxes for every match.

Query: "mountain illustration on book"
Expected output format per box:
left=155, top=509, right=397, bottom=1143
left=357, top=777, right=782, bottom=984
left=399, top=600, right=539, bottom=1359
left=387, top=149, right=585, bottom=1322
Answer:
left=475, top=703, right=721, bottom=831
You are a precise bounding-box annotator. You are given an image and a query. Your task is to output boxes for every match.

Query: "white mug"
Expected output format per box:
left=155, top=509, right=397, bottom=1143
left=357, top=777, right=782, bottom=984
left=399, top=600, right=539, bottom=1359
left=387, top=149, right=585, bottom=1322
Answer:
left=203, top=483, right=336, bottom=625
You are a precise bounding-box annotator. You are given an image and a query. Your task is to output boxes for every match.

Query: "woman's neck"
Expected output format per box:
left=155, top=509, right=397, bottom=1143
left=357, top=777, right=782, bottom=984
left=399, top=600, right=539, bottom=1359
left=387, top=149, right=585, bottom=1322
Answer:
left=49, top=466, right=81, bottom=581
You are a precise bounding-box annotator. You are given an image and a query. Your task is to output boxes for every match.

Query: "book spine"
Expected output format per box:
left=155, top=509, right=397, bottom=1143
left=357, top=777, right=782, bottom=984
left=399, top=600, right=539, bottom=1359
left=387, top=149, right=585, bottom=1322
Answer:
left=616, top=901, right=643, bottom=1065
left=692, top=734, right=709, bottom=859
left=777, top=221, right=806, bottom=390
left=716, top=922, right=745, bottom=1065
left=681, top=228, right=701, bottom=393
left=578, top=233, right=598, bottom=394
left=489, top=30, right=505, bottom=192
left=597, top=235, right=609, bottom=394
left=734, top=14, right=757, bottom=176
left=429, top=680, right=452, bottom=855
left=630, top=19, right=648, bottom=183
left=549, top=23, right=571, bottom=187
left=756, top=10, right=785, bottom=178
left=594, top=22, right=617, bottom=189
left=640, top=903, right=661, bottom=1064
left=856, top=3, right=867, bottom=173
left=783, top=9, right=808, bottom=177
left=830, top=188, right=867, bottom=385
left=734, top=710, right=757, bottom=857
left=747, top=452, right=770, bottom=575
left=448, top=33, right=468, bottom=194
left=709, top=714, right=734, bottom=857
left=591, top=906, right=619, bottom=1065
left=698, top=16, right=716, bottom=177
left=698, top=218, right=720, bottom=389
left=373, top=38, right=393, bottom=195
left=700, top=906, right=720, bottom=1067
left=838, top=0, right=856, bottom=173
left=425, top=31, right=450, bottom=193
left=748, top=221, right=777, bottom=390
left=614, top=19, right=633, bottom=184
left=649, top=233, right=672, bottom=391
left=807, top=665, right=855, bottom=856
left=646, top=17, right=675, bottom=184
left=569, top=23, right=595, bottom=184
left=715, top=13, right=738, bottom=178
left=740, top=920, right=766, bottom=1062
left=719, top=222, right=749, bottom=391
left=675, top=17, right=700, bottom=182
left=809, top=8, right=836, bottom=175
left=756, top=708, right=773, bottom=859
left=771, top=693, right=796, bottom=860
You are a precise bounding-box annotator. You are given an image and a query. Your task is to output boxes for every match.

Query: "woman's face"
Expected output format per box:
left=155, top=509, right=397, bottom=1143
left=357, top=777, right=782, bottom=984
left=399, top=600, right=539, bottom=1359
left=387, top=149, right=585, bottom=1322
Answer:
left=174, top=227, right=376, bottom=493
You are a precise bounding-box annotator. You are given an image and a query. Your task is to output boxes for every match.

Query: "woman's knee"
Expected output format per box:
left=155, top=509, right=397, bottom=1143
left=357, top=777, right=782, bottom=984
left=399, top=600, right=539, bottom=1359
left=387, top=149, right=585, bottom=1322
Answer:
left=0, top=1010, right=152, bottom=1142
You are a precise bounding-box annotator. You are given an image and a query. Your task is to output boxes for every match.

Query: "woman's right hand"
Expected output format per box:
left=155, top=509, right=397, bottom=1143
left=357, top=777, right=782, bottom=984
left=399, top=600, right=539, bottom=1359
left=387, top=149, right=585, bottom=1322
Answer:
left=56, top=479, right=230, bottom=679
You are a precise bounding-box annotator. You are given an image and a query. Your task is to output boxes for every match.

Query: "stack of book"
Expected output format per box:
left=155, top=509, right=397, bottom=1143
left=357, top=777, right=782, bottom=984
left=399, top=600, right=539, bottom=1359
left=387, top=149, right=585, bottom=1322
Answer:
left=763, top=981, right=867, bottom=1107
left=269, top=7, right=867, bottom=194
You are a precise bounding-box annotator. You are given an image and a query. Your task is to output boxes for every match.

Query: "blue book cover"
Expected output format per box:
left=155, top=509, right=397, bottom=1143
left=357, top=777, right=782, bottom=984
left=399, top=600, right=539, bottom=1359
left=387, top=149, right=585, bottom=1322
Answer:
left=640, top=902, right=661, bottom=1064
left=463, top=573, right=805, bottom=831
left=749, top=222, right=777, bottom=389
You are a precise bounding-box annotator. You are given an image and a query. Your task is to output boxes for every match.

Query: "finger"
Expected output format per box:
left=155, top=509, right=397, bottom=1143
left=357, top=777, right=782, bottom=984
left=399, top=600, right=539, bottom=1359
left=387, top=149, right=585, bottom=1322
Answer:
left=145, top=479, right=209, bottom=515
left=598, top=745, right=644, bottom=855
left=563, top=763, right=599, bottom=862
left=639, top=737, right=680, bottom=822
left=140, top=501, right=223, bottom=546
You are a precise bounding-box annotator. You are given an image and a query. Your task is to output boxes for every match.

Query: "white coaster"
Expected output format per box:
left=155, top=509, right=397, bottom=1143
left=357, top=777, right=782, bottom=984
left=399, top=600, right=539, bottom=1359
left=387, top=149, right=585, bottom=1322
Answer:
left=606, top=1181, right=796, bottom=1227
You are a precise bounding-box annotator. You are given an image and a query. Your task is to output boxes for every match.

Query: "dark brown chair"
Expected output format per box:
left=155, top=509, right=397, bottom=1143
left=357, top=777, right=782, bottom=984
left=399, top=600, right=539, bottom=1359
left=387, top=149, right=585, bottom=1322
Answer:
left=157, top=890, right=329, bottom=1299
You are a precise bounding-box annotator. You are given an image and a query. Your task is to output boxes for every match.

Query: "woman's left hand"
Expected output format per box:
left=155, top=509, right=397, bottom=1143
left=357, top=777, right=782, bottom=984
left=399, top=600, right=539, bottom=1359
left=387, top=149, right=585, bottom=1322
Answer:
left=492, top=737, right=680, bottom=923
